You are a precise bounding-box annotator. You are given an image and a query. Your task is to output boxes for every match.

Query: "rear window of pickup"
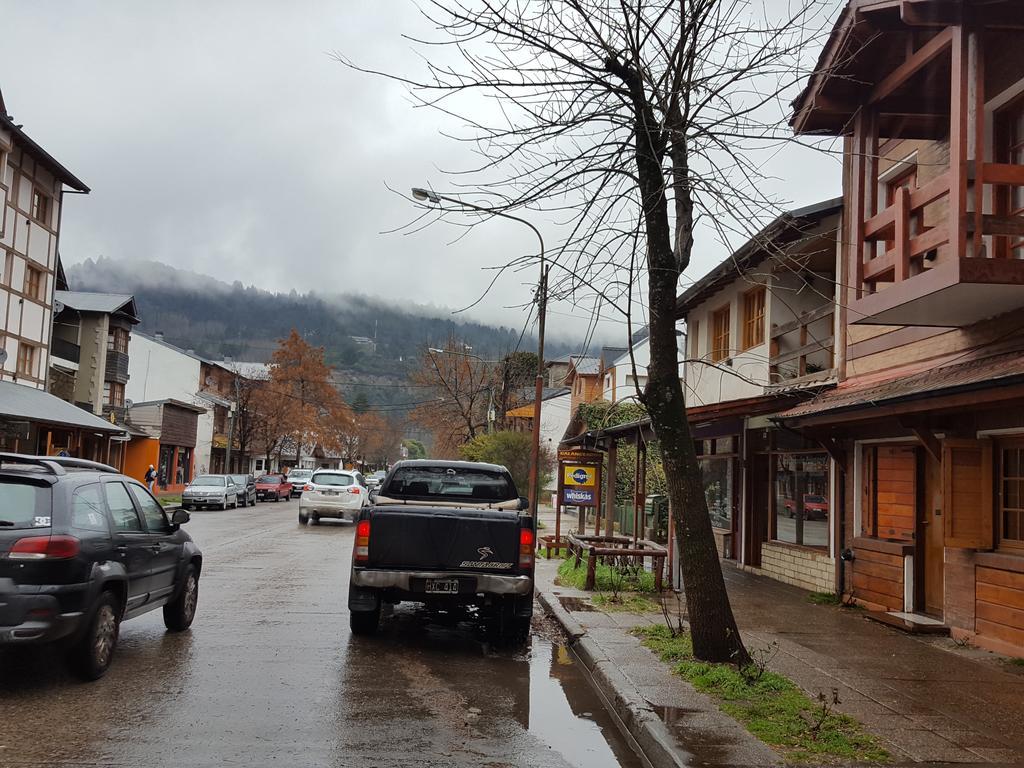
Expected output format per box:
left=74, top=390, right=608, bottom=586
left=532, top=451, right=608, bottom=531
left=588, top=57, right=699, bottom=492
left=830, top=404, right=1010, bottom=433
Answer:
left=383, top=466, right=515, bottom=503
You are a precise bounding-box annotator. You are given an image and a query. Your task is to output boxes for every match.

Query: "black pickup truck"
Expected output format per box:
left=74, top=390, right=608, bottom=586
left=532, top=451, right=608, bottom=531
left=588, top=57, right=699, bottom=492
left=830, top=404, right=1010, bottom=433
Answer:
left=347, top=460, right=534, bottom=641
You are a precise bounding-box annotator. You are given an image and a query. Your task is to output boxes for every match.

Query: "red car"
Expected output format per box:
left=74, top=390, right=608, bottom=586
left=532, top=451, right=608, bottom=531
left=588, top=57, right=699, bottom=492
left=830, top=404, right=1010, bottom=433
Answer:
left=783, top=494, right=828, bottom=520
left=256, top=474, right=293, bottom=502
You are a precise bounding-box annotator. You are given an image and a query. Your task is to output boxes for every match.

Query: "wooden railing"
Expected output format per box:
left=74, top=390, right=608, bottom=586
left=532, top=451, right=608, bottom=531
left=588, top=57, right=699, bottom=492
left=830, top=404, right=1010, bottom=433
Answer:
left=858, top=163, right=1024, bottom=296
left=768, top=304, right=834, bottom=384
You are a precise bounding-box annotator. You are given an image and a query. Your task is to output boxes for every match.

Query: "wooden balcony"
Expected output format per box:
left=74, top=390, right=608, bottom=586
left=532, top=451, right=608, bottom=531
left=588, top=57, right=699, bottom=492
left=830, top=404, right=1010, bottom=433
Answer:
left=769, top=304, right=835, bottom=386
left=846, top=22, right=1024, bottom=327
left=852, top=163, right=1024, bottom=327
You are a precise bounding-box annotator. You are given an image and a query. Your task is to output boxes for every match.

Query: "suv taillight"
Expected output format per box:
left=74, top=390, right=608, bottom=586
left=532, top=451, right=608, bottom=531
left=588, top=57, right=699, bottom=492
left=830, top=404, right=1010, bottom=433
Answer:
left=519, top=527, right=534, bottom=570
left=348, top=487, right=361, bottom=495
left=355, top=519, right=370, bottom=562
left=9, top=535, right=81, bottom=560
left=304, top=484, right=314, bottom=492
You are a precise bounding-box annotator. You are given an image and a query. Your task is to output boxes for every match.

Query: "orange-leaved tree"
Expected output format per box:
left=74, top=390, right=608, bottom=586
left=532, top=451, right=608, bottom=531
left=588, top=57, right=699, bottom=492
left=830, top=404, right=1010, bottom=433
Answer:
left=269, top=330, right=350, bottom=463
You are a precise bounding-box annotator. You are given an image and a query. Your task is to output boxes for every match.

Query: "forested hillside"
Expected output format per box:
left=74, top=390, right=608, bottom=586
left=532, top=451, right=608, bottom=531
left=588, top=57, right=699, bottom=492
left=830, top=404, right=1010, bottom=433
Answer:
left=67, top=257, right=577, bottom=372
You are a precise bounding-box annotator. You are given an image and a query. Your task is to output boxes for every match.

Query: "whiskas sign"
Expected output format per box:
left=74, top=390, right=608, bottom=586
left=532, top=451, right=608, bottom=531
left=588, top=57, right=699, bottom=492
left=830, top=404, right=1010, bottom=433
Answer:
left=563, top=487, right=595, bottom=504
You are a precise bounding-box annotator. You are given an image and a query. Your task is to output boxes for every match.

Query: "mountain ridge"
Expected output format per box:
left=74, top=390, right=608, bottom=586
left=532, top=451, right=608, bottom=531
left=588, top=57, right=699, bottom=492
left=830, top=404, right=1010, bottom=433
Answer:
left=65, top=257, right=583, bottom=373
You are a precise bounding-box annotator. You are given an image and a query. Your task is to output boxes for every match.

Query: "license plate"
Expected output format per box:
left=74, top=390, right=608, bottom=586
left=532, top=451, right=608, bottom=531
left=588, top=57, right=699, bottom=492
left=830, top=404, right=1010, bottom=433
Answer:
left=425, top=579, right=459, bottom=594
left=324, top=490, right=339, bottom=496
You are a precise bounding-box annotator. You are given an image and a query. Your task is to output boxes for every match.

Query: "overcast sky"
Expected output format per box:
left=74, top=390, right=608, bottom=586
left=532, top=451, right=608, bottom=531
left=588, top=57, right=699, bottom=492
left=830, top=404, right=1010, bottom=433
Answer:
left=0, top=1, right=843, bottom=346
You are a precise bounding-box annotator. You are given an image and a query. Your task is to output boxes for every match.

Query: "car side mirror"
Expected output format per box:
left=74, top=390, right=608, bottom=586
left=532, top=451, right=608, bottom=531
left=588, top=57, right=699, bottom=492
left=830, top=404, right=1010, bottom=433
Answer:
left=518, top=496, right=529, bottom=511
left=171, top=509, right=191, bottom=526
left=368, top=489, right=379, bottom=503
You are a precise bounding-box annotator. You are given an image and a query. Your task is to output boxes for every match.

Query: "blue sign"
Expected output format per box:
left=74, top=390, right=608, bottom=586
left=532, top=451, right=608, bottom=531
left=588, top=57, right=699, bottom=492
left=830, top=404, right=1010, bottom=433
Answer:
left=571, top=468, right=589, bottom=484
left=563, top=487, right=595, bottom=505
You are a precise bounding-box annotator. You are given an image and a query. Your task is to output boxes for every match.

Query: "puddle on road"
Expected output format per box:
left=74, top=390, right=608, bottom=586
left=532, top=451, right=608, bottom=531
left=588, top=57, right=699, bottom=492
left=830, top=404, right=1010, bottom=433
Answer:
left=526, top=639, right=643, bottom=768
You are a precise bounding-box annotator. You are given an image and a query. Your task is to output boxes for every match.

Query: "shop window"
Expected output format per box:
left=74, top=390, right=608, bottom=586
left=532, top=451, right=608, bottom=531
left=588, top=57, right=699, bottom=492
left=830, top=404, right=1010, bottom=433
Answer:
left=697, top=435, right=737, bottom=530
left=940, top=439, right=994, bottom=549
left=741, top=287, right=766, bottom=350
left=773, top=451, right=829, bottom=548
left=711, top=305, right=730, bottom=363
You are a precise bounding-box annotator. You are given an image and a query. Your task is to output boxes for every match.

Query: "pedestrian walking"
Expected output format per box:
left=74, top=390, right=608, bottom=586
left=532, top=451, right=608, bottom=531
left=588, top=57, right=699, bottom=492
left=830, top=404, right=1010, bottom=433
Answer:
left=145, top=464, right=157, bottom=492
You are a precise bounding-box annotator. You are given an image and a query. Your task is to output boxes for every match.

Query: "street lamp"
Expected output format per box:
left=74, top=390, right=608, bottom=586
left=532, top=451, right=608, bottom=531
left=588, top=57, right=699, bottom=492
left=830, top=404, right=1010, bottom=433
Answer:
left=413, top=186, right=549, bottom=517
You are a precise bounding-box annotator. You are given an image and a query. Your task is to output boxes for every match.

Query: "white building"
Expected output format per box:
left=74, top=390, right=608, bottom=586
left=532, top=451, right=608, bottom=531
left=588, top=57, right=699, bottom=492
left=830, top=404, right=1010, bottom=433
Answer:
left=600, top=338, right=650, bottom=403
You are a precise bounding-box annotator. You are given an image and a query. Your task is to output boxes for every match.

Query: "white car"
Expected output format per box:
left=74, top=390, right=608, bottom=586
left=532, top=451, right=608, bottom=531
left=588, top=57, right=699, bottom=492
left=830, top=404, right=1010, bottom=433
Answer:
left=297, top=470, right=368, bottom=525
left=182, top=474, right=239, bottom=510
left=286, top=469, right=315, bottom=497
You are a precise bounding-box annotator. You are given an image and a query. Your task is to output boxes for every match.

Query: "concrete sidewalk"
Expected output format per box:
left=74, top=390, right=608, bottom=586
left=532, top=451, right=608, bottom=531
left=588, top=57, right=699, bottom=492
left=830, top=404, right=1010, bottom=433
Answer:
left=534, top=510, right=1024, bottom=765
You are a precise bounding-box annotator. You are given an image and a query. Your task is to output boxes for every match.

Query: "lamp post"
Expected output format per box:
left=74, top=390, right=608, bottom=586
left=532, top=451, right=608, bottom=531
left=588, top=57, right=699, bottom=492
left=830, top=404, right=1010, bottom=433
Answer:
left=413, top=188, right=548, bottom=517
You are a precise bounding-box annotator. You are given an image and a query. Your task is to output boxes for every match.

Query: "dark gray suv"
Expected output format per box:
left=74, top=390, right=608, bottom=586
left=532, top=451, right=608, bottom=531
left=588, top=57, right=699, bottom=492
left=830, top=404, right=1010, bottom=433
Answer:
left=0, top=454, right=202, bottom=680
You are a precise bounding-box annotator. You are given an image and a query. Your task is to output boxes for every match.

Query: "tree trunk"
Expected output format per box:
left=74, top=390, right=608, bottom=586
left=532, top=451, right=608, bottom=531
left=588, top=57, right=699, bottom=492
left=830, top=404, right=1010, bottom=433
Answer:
left=609, top=54, right=750, bottom=666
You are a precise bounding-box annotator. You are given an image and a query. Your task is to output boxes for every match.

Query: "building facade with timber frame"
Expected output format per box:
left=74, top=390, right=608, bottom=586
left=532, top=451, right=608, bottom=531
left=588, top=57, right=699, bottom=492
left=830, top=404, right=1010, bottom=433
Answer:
left=782, top=0, right=1024, bottom=655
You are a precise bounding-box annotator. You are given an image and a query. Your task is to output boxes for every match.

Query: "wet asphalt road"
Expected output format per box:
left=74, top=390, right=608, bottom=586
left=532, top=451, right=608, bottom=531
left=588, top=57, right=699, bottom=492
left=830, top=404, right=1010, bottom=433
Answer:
left=0, top=499, right=645, bottom=768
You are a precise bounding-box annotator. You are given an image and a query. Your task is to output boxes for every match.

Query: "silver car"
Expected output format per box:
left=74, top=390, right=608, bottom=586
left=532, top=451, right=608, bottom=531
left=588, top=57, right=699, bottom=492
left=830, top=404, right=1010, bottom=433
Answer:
left=298, top=470, right=367, bottom=525
left=182, top=474, right=239, bottom=510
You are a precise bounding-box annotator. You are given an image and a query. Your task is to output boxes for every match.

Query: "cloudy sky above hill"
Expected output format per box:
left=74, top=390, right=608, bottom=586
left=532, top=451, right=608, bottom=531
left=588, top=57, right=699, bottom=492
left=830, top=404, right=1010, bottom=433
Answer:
left=1, top=0, right=842, bottom=347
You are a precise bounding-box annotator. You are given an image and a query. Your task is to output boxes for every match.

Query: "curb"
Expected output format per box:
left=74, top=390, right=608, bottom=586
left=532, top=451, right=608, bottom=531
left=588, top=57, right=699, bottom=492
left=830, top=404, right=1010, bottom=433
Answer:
left=537, top=589, right=689, bottom=768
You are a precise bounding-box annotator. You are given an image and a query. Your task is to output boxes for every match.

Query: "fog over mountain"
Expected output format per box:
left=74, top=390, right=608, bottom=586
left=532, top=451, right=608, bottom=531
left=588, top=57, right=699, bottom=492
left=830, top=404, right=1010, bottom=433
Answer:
left=66, top=257, right=597, bottom=372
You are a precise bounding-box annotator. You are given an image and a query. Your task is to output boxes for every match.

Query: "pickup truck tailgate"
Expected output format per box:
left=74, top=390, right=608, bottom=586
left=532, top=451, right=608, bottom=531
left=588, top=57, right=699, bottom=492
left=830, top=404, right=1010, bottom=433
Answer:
left=368, top=505, right=520, bottom=572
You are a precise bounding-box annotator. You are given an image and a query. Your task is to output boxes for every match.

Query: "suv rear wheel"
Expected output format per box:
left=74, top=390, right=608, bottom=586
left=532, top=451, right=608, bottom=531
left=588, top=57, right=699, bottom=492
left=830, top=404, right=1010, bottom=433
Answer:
left=164, top=565, right=199, bottom=631
left=71, top=590, right=120, bottom=680
left=350, top=605, right=380, bottom=636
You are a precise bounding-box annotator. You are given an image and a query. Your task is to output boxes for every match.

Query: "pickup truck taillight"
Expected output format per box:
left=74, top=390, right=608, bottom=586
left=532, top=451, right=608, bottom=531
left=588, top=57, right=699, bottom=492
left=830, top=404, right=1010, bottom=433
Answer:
left=8, top=535, right=81, bottom=560
left=355, top=519, right=371, bottom=562
left=519, top=528, right=534, bottom=570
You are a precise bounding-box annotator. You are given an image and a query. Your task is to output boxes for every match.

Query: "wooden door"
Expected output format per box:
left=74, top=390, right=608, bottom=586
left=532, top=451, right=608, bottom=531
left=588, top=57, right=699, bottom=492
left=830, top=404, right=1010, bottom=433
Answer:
left=921, top=452, right=945, bottom=617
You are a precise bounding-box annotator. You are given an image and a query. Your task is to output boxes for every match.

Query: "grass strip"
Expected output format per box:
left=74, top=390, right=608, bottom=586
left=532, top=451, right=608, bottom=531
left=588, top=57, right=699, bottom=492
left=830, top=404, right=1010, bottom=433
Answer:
left=635, top=625, right=890, bottom=764
left=593, top=593, right=660, bottom=613
left=556, top=552, right=656, bottom=593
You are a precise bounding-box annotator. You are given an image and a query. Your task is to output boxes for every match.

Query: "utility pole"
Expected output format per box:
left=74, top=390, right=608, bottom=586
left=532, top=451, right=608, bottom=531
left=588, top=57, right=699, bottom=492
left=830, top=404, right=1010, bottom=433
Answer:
left=411, top=187, right=547, bottom=518
left=225, top=375, right=240, bottom=473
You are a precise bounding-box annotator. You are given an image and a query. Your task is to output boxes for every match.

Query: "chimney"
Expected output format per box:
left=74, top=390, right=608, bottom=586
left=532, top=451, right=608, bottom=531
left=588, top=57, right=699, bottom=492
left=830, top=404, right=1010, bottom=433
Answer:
left=154, top=331, right=164, bottom=341
left=186, top=349, right=195, bottom=356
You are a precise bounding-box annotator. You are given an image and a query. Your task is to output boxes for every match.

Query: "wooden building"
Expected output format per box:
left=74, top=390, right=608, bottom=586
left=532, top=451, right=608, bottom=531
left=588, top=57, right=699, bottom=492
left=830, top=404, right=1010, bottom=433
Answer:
left=781, top=0, right=1024, bottom=655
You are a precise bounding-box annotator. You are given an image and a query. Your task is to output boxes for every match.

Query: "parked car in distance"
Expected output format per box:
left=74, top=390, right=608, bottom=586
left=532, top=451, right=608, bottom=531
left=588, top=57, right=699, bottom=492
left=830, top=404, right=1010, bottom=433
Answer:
left=0, top=453, right=202, bottom=680
left=298, top=470, right=367, bottom=525
left=286, top=469, right=314, bottom=497
left=182, top=475, right=239, bottom=510
left=348, top=460, right=533, bottom=642
left=255, top=474, right=293, bottom=502
left=229, top=474, right=257, bottom=507
left=365, top=470, right=387, bottom=489
left=782, top=493, right=828, bottom=520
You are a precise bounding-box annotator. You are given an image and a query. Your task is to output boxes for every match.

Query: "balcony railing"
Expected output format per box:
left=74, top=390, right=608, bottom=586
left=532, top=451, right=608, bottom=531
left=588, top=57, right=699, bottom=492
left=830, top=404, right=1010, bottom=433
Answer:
left=853, top=163, right=1024, bottom=326
left=768, top=304, right=835, bottom=385
left=51, top=337, right=81, bottom=365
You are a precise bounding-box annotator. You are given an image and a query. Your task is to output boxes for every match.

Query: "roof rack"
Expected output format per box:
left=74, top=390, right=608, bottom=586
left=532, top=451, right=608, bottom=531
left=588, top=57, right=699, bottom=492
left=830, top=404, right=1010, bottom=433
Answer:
left=0, top=453, right=119, bottom=476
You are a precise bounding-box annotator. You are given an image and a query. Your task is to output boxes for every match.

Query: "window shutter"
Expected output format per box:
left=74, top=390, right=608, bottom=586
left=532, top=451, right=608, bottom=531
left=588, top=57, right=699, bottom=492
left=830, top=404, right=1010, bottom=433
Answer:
left=943, top=438, right=994, bottom=549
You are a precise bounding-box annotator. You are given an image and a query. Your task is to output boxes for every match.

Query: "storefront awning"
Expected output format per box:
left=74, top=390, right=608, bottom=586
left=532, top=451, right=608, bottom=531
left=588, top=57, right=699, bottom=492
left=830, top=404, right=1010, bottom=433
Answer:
left=0, top=381, right=126, bottom=434
left=776, top=349, right=1024, bottom=427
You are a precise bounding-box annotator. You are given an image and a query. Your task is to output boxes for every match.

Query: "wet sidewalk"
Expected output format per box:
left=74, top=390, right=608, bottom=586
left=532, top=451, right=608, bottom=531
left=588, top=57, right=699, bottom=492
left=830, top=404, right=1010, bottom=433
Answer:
left=534, top=511, right=1024, bottom=765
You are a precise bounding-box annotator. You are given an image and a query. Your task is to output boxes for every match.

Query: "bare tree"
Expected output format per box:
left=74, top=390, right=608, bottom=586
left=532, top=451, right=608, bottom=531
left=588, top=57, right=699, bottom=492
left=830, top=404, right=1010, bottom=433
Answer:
left=349, top=0, right=827, bottom=663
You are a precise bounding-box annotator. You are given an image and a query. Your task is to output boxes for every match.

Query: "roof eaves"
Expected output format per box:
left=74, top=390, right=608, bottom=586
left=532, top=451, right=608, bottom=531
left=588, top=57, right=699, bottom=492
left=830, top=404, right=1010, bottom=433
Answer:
left=675, top=197, right=842, bottom=317
left=0, top=113, right=89, bottom=192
